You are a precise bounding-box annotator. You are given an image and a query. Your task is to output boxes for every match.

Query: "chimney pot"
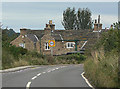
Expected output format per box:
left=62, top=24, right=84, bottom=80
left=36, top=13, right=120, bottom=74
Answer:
left=49, top=20, right=52, bottom=24
left=95, top=19, right=97, bottom=23
left=98, top=15, right=100, bottom=23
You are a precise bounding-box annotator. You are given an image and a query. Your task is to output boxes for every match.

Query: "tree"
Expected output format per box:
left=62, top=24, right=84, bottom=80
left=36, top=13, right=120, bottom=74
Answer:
left=76, top=8, right=92, bottom=30
left=62, top=7, right=77, bottom=30
left=62, top=7, right=92, bottom=30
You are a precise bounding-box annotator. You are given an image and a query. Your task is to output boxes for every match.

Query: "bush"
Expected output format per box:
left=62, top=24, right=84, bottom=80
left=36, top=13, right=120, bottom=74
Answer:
left=2, top=48, right=14, bottom=69
left=84, top=29, right=119, bottom=88
left=95, top=29, right=118, bottom=53
left=84, top=49, right=118, bottom=87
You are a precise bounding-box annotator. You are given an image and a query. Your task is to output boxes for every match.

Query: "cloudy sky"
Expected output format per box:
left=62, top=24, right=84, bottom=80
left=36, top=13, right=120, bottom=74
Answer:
left=2, top=2, right=118, bottom=32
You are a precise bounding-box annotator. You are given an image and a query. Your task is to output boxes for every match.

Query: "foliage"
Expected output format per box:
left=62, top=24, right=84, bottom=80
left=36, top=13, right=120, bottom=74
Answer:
left=76, top=8, right=92, bottom=29
left=84, top=49, right=118, bottom=88
left=95, top=29, right=118, bottom=53
left=84, top=22, right=120, bottom=88
left=54, top=53, right=86, bottom=64
left=62, top=7, right=77, bottom=30
left=2, top=28, right=19, bottom=42
left=62, top=7, right=92, bottom=30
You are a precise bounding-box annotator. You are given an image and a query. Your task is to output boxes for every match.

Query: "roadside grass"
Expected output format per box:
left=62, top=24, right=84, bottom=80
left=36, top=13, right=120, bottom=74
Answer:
left=2, top=49, right=86, bottom=69
left=84, top=28, right=120, bottom=88
left=84, top=49, right=119, bottom=88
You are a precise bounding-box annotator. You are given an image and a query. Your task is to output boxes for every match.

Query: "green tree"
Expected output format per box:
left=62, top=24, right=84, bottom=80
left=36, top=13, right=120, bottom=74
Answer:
left=62, top=7, right=92, bottom=30
left=76, top=8, right=92, bottom=30
left=62, top=7, right=77, bottom=30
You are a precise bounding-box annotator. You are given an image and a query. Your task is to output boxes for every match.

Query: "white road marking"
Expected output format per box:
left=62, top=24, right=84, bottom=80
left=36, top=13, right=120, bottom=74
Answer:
left=26, top=66, right=67, bottom=89
left=52, top=69, right=55, bottom=71
left=81, top=72, right=94, bottom=89
left=31, top=76, right=37, bottom=80
left=42, top=72, right=46, bottom=74
left=37, top=73, right=41, bottom=76
left=56, top=68, right=59, bottom=69
left=26, top=82, right=31, bottom=89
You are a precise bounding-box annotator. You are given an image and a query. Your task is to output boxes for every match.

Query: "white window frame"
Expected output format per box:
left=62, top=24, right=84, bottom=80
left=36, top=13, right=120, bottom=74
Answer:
left=44, top=42, right=50, bottom=50
left=22, top=36, right=24, bottom=38
left=19, top=43, right=25, bottom=48
left=66, top=42, right=75, bottom=48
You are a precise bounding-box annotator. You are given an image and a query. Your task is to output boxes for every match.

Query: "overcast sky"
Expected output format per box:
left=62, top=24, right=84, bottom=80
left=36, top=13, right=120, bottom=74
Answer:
left=2, top=2, right=118, bottom=32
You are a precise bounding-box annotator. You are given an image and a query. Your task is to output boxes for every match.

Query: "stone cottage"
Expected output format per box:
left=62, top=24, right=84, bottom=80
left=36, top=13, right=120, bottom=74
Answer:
left=11, top=15, right=103, bottom=55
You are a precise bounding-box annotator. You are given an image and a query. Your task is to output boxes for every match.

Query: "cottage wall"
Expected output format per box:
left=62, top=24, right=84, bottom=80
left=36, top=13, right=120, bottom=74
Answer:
left=11, top=35, right=35, bottom=51
left=41, top=34, right=55, bottom=55
left=10, top=18, right=102, bottom=55
left=36, top=41, right=40, bottom=53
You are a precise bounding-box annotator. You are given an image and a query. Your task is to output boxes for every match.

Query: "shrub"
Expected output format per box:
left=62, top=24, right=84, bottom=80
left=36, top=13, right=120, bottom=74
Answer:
left=2, top=48, right=14, bottom=69
left=84, top=29, right=119, bottom=88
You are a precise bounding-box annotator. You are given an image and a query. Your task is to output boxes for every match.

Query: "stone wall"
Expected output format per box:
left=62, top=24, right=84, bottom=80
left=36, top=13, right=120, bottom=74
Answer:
left=41, top=34, right=55, bottom=55
left=10, top=35, right=35, bottom=51
left=11, top=28, right=104, bottom=55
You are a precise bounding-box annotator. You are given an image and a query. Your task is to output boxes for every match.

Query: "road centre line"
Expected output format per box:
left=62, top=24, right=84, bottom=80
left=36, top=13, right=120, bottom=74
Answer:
left=26, top=66, right=67, bottom=89
left=37, top=73, right=41, bottom=76
left=31, top=76, right=37, bottom=80
left=52, top=69, right=55, bottom=71
left=26, top=82, right=31, bottom=89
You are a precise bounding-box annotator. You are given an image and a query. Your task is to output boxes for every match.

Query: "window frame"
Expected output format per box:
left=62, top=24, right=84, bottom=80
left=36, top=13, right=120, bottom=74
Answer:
left=44, top=42, right=50, bottom=50
left=66, top=42, right=75, bottom=48
left=19, top=43, right=25, bottom=48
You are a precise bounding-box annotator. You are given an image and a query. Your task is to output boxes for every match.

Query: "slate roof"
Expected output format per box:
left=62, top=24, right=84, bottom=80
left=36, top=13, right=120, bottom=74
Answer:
left=51, top=33, right=62, bottom=40
left=26, top=29, right=105, bottom=42
left=27, top=29, right=94, bottom=41
left=27, top=34, right=39, bottom=43
left=27, top=30, right=44, bottom=39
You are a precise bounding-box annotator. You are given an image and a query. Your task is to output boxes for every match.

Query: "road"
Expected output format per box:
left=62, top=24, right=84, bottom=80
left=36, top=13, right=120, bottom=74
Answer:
left=2, top=64, right=91, bottom=89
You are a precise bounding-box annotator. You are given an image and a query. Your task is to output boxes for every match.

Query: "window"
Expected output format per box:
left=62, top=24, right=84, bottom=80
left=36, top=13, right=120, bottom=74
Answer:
left=19, top=43, right=25, bottom=48
left=66, top=42, right=75, bottom=48
left=45, top=43, right=50, bottom=50
left=22, top=36, right=24, bottom=38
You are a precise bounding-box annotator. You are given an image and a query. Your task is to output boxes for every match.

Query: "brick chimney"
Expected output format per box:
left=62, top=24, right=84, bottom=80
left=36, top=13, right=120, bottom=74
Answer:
left=49, top=20, right=52, bottom=24
left=94, top=19, right=98, bottom=31
left=94, top=15, right=102, bottom=31
left=20, top=28, right=28, bottom=35
left=44, top=26, right=51, bottom=35
left=46, top=20, right=55, bottom=30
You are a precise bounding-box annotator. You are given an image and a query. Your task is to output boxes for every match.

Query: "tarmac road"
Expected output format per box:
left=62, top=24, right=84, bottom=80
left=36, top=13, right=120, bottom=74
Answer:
left=2, top=64, right=91, bottom=89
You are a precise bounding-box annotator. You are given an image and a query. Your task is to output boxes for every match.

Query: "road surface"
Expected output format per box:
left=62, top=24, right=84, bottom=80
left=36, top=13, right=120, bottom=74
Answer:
left=2, top=64, right=91, bottom=89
